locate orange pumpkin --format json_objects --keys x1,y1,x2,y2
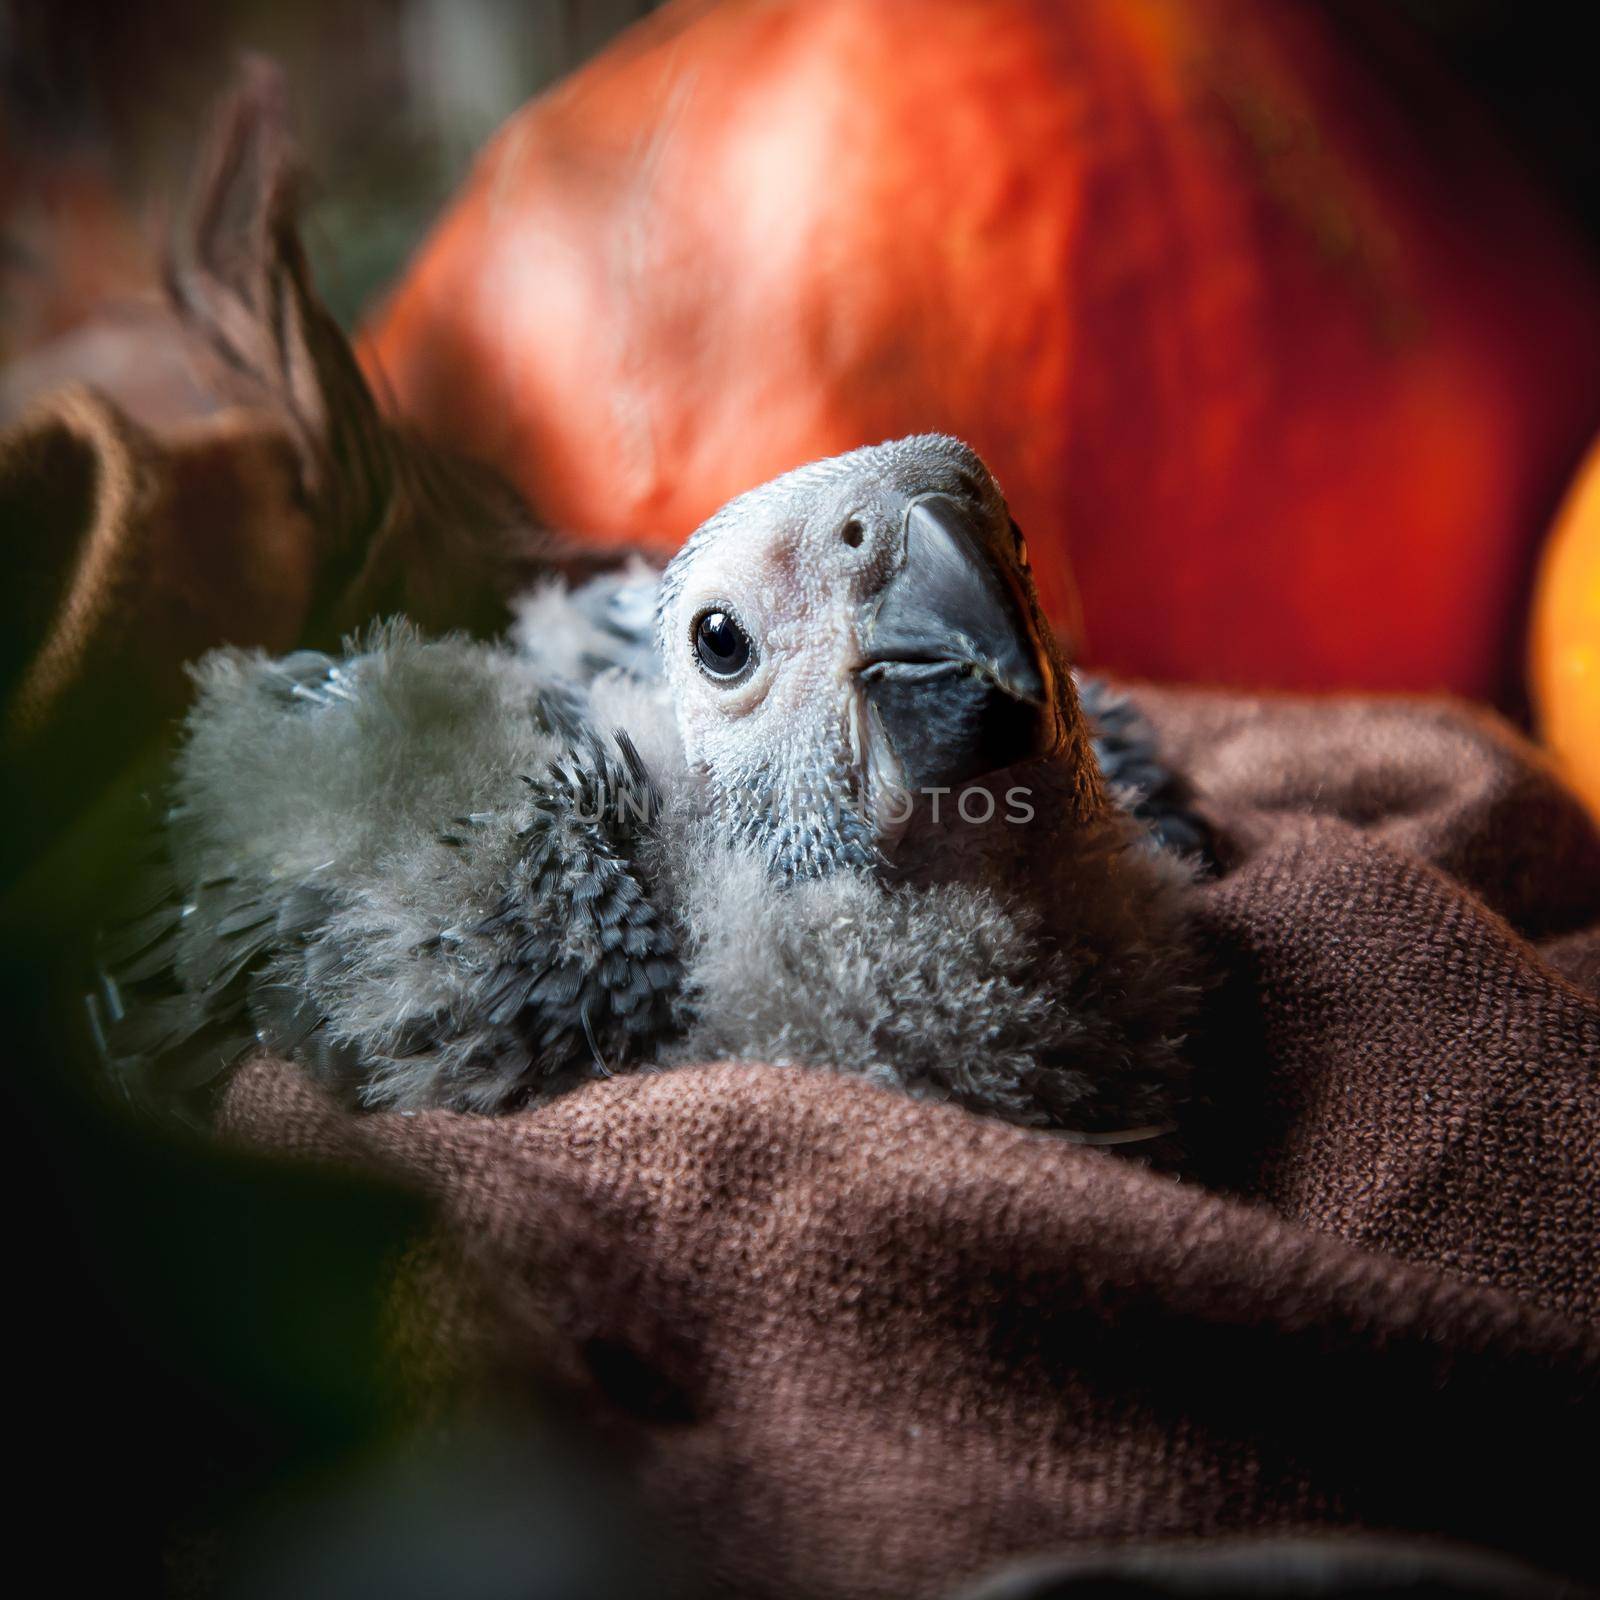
[
  {"x1": 1531, "y1": 438, "x2": 1600, "y2": 818},
  {"x1": 363, "y1": 0, "x2": 1600, "y2": 698}
]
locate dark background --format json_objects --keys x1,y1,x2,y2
[{"x1": 1, "y1": 0, "x2": 663, "y2": 344}]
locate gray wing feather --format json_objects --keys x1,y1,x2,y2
[
  {"x1": 94, "y1": 611, "x2": 684, "y2": 1116},
  {"x1": 92, "y1": 855, "x2": 335, "y2": 1114},
  {"x1": 1077, "y1": 673, "x2": 1213, "y2": 865},
  {"x1": 471, "y1": 732, "x2": 680, "y2": 1084},
  {"x1": 515, "y1": 566, "x2": 665, "y2": 687}
]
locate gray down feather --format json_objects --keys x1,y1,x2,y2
[{"x1": 94, "y1": 436, "x2": 1209, "y2": 1136}]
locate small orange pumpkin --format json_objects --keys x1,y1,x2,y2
[
  {"x1": 364, "y1": 0, "x2": 1600, "y2": 699},
  {"x1": 1531, "y1": 439, "x2": 1600, "y2": 818}
]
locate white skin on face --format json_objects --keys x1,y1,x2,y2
[{"x1": 657, "y1": 438, "x2": 1012, "y2": 865}]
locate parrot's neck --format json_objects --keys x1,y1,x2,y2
[{"x1": 707, "y1": 751, "x2": 881, "y2": 882}]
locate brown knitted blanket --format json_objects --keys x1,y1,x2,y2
[
  {"x1": 6, "y1": 381, "x2": 1598, "y2": 1594},
  {"x1": 218, "y1": 687, "x2": 1600, "y2": 1599},
  {"x1": 6, "y1": 360, "x2": 1598, "y2": 1600}
]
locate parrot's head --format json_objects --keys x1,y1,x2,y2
[{"x1": 657, "y1": 434, "x2": 1097, "y2": 879}]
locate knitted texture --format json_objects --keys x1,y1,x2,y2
[{"x1": 222, "y1": 689, "x2": 1600, "y2": 1599}]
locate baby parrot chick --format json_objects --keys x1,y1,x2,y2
[{"x1": 95, "y1": 436, "x2": 1207, "y2": 1136}]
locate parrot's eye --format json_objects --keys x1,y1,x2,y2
[{"x1": 692, "y1": 607, "x2": 754, "y2": 681}]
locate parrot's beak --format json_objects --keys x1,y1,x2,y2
[{"x1": 858, "y1": 494, "x2": 1063, "y2": 792}]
